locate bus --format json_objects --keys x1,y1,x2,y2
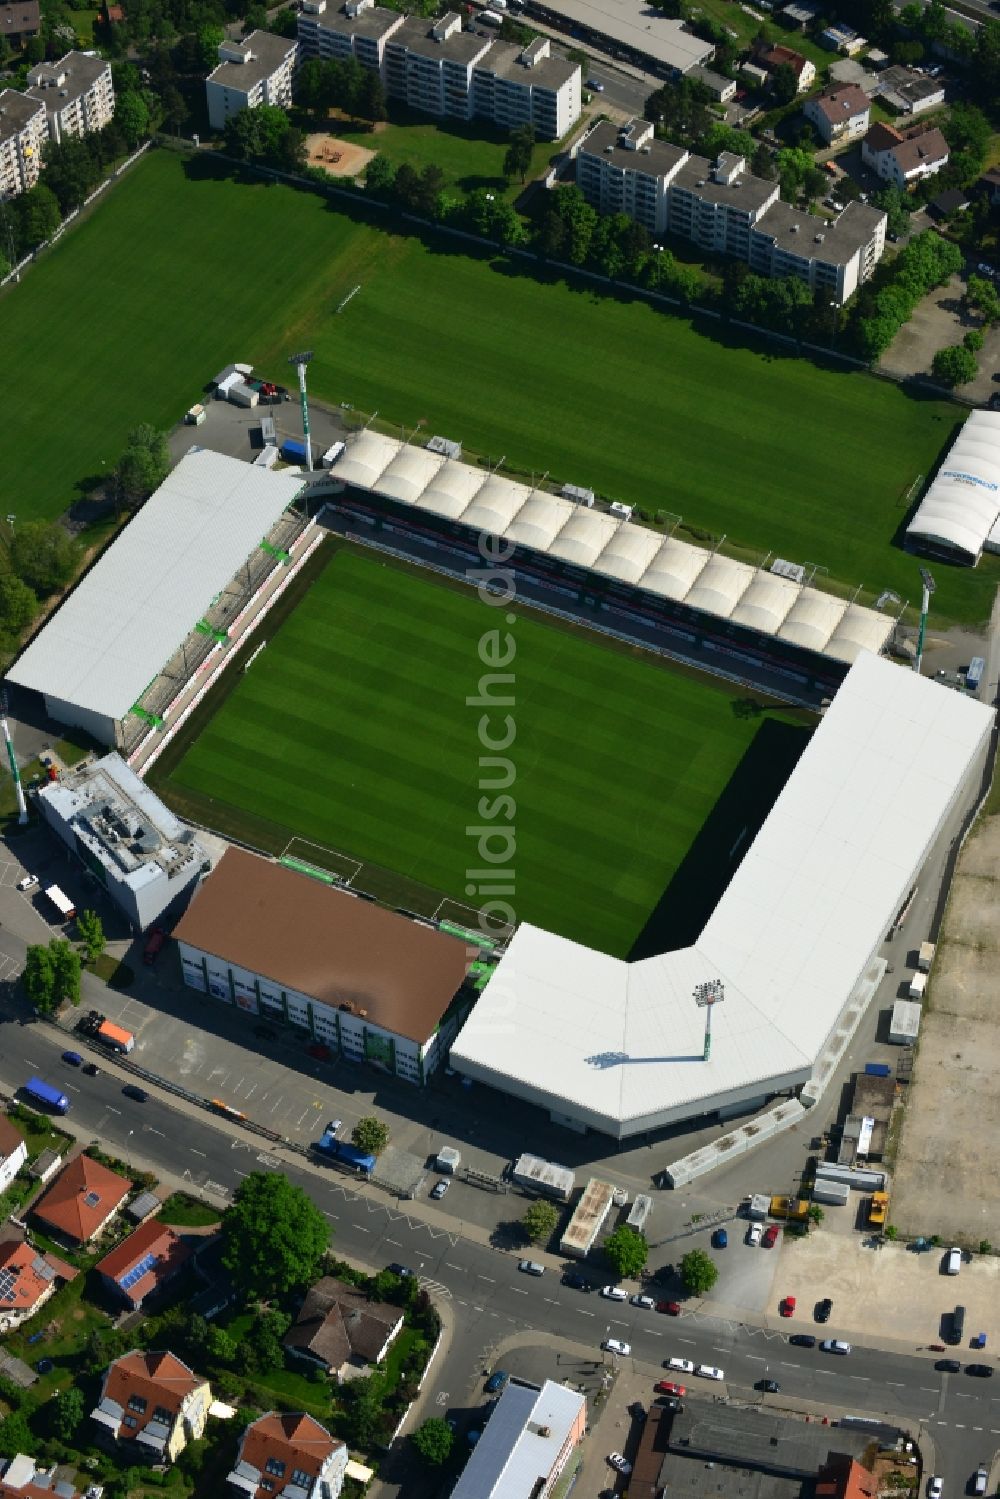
[
  {"x1": 24, "y1": 1077, "x2": 70, "y2": 1114},
  {"x1": 44, "y1": 884, "x2": 76, "y2": 922}
]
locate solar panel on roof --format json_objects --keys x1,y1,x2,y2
[
  {"x1": 32, "y1": 1257, "x2": 55, "y2": 1281},
  {"x1": 119, "y1": 1251, "x2": 158, "y2": 1292},
  {"x1": 83, "y1": 1191, "x2": 100, "y2": 1208},
  {"x1": 0, "y1": 1267, "x2": 17, "y2": 1303}
]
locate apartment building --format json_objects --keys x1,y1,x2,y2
[
  {"x1": 298, "y1": 0, "x2": 404, "y2": 70},
  {"x1": 205, "y1": 30, "x2": 299, "y2": 132},
  {"x1": 0, "y1": 88, "x2": 46, "y2": 197},
  {"x1": 471, "y1": 35, "x2": 580, "y2": 140},
  {"x1": 228, "y1": 1412, "x2": 348, "y2": 1499},
  {"x1": 26, "y1": 50, "x2": 114, "y2": 144},
  {"x1": 576, "y1": 119, "x2": 886, "y2": 304},
  {"x1": 803, "y1": 81, "x2": 870, "y2": 145},
  {"x1": 861, "y1": 121, "x2": 949, "y2": 188},
  {"x1": 749, "y1": 198, "x2": 886, "y2": 303},
  {"x1": 91, "y1": 1351, "x2": 212, "y2": 1464}
]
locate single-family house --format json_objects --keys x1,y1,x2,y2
[
  {"x1": 0, "y1": 1116, "x2": 27, "y2": 1194},
  {"x1": 861, "y1": 122, "x2": 949, "y2": 188},
  {"x1": 753, "y1": 42, "x2": 816, "y2": 93},
  {"x1": 227, "y1": 1411, "x2": 349, "y2": 1499},
  {"x1": 32, "y1": 1152, "x2": 132, "y2": 1245},
  {"x1": 0, "y1": 1453, "x2": 86, "y2": 1498},
  {"x1": 0, "y1": 1239, "x2": 77, "y2": 1332},
  {"x1": 96, "y1": 1219, "x2": 193, "y2": 1309},
  {"x1": 0, "y1": 1, "x2": 40, "y2": 44},
  {"x1": 804, "y1": 82, "x2": 870, "y2": 145},
  {"x1": 90, "y1": 1350, "x2": 212, "y2": 1463},
  {"x1": 283, "y1": 1276, "x2": 404, "y2": 1380}
]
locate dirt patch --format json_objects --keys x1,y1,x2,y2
[
  {"x1": 304, "y1": 133, "x2": 375, "y2": 179},
  {"x1": 880, "y1": 269, "x2": 1000, "y2": 405},
  {"x1": 891, "y1": 811, "x2": 1000, "y2": 1243}
]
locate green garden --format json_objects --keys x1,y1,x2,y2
[{"x1": 0, "y1": 148, "x2": 990, "y2": 625}]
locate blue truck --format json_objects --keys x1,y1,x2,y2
[
  {"x1": 24, "y1": 1077, "x2": 70, "y2": 1114},
  {"x1": 966, "y1": 657, "x2": 985, "y2": 694},
  {"x1": 311, "y1": 1129, "x2": 376, "y2": 1177},
  {"x1": 280, "y1": 438, "x2": 309, "y2": 464}
]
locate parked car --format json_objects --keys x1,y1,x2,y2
[
  {"x1": 654, "y1": 1395, "x2": 683, "y2": 1413},
  {"x1": 485, "y1": 1371, "x2": 508, "y2": 1393},
  {"x1": 747, "y1": 1223, "x2": 763, "y2": 1247},
  {"x1": 430, "y1": 1179, "x2": 450, "y2": 1200},
  {"x1": 655, "y1": 1380, "x2": 686, "y2": 1397},
  {"x1": 927, "y1": 1478, "x2": 943, "y2": 1499},
  {"x1": 388, "y1": 1262, "x2": 413, "y2": 1278},
  {"x1": 758, "y1": 1378, "x2": 781, "y2": 1393},
  {"x1": 122, "y1": 1085, "x2": 148, "y2": 1103},
  {"x1": 587, "y1": 77, "x2": 605, "y2": 90},
  {"x1": 944, "y1": 1246, "x2": 962, "y2": 1275},
  {"x1": 712, "y1": 1228, "x2": 728, "y2": 1249},
  {"x1": 627, "y1": 1401, "x2": 647, "y2": 1421},
  {"x1": 608, "y1": 1453, "x2": 632, "y2": 1475},
  {"x1": 935, "y1": 1359, "x2": 961, "y2": 1373},
  {"x1": 563, "y1": 1272, "x2": 592, "y2": 1292},
  {"x1": 780, "y1": 1296, "x2": 796, "y2": 1318},
  {"x1": 657, "y1": 1299, "x2": 681, "y2": 1315},
  {"x1": 966, "y1": 1364, "x2": 993, "y2": 1378},
  {"x1": 789, "y1": 1334, "x2": 817, "y2": 1348},
  {"x1": 518, "y1": 1260, "x2": 544, "y2": 1277},
  {"x1": 816, "y1": 1298, "x2": 833, "y2": 1323},
  {"x1": 696, "y1": 1364, "x2": 724, "y2": 1381},
  {"x1": 762, "y1": 1224, "x2": 781, "y2": 1248},
  {"x1": 603, "y1": 1338, "x2": 630, "y2": 1356},
  {"x1": 820, "y1": 1340, "x2": 851, "y2": 1355},
  {"x1": 16, "y1": 873, "x2": 37, "y2": 891},
  {"x1": 630, "y1": 1294, "x2": 656, "y2": 1309},
  {"x1": 82, "y1": 1063, "x2": 99, "y2": 1076},
  {"x1": 667, "y1": 1357, "x2": 695, "y2": 1374},
  {"x1": 601, "y1": 1285, "x2": 628, "y2": 1301},
  {"x1": 61, "y1": 1051, "x2": 83, "y2": 1066}
]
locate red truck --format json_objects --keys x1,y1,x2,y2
[{"x1": 142, "y1": 926, "x2": 166, "y2": 966}]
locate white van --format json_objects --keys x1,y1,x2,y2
[
  {"x1": 973, "y1": 1470, "x2": 988, "y2": 1497},
  {"x1": 601, "y1": 1285, "x2": 628, "y2": 1301},
  {"x1": 945, "y1": 1246, "x2": 962, "y2": 1275}
]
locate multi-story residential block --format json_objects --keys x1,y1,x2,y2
[
  {"x1": 205, "y1": 31, "x2": 299, "y2": 132},
  {"x1": 0, "y1": 88, "x2": 48, "y2": 197},
  {"x1": 228, "y1": 1411, "x2": 349, "y2": 1499},
  {"x1": 26, "y1": 50, "x2": 114, "y2": 143},
  {"x1": 91, "y1": 1351, "x2": 212, "y2": 1463},
  {"x1": 576, "y1": 119, "x2": 886, "y2": 304},
  {"x1": 297, "y1": 0, "x2": 404, "y2": 70},
  {"x1": 753, "y1": 42, "x2": 816, "y2": 93},
  {"x1": 304, "y1": 7, "x2": 581, "y2": 138},
  {"x1": 861, "y1": 121, "x2": 949, "y2": 188},
  {"x1": 803, "y1": 82, "x2": 870, "y2": 145}
]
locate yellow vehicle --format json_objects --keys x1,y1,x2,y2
[
  {"x1": 869, "y1": 1191, "x2": 889, "y2": 1227},
  {"x1": 769, "y1": 1195, "x2": 810, "y2": 1223}
]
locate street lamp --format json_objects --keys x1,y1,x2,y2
[{"x1": 914, "y1": 566, "x2": 936, "y2": 676}]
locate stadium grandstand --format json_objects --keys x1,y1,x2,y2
[
  {"x1": 6, "y1": 449, "x2": 308, "y2": 751},
  {"x1": 330, "y1": 429, "x2": 895, "y2": 693},
  {"x1": 450, "y1": 651, "x2": 994, "y2": 1137},
  {"x1": 905, "y1": 410, "x2": 1000, "y2": 565}
]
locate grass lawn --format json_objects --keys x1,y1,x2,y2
[
  {"x1": 333, "y1": 105, "x2": 550, "y2": 198},
  {"x1": 158, "y1": 547, "x2": 804, "y2": 956},
  {"x1": 0, "y1": 149, "x2": 990, "y2": 625},
  {"x1": 156, "y1": 1192, "x2": 221, "y2": 1228}
]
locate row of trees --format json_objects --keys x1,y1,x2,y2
[
  {"x1": 223, "y1": 102, "x2": 307, "y2": 174},
  {"x1": 297, "y1": 55, "x2": 386, "y2": 126},
  {"x1": 853, "y1": 230, "x2": 963, "y2": 362}
]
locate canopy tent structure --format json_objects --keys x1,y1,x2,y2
[
  {"x1": 450, "y1": 653, "x2": 994, "y2": 1136},
  {"x1": 905, "y1": 410, "x2": 1000, "y2": 564}
]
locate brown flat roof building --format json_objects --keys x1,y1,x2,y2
[{"x1": 173, "y1": 847, "x2": 473, "y2": 1077}]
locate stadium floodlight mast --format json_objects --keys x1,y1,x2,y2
[
  {"x1": 288, "y1": 351, "x2": 314, "y2": 472},
  {"x1": 693, "y1": 979, "x2": 725, "y2": 1061},
  {"x1": 914, "y1": 566, "x2": 936, "y2": 676}
]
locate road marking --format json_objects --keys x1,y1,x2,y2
[
  {"x1": 323, "y1": 1210, "x2": 336, "y2": 1219},
  {"x1": 747, "y1": 1355, "x2": 765, "y2": 1363},
  {"x1": 64, "y1": 1083, "x2": 79, "y2": 1092},
  {"x1": 954, "y1": 1424, "x2": 966, "y2": 1430},
  {"x1": 677, "y1": 1338, "x2": 695, "y2": 1345},
  {"x1": 577, "y1": 1309, "x2": 595, "y2": 1317},
  {"x1": 234, "y1": 1169, "x2": 248, "y2": 1177},
  {"x1": 477, "y1": 1275, "x2": 495, "y2": 1283},
  {"x1": 886, "y1": 1382, "x2": 904, "y2": 1387},
  {"x1": 850, "y1": 1375, "x2": 870, "y2": 1382},
  {"x1": 814, "y1": 1370, "x2": 835, "y2": 1377},
  {"x1": 144, "y1": 1127, "x2": 165, "y2": 1136},
  {"x1": 446, "y1": 1263, "x2": 463, "y2": 1272},
  {"x1": 191, "y1": 1148, "x2": 206, "y2": 1157},
  {"x1": 780, "y1": 1363, "x2": 800, "y2": 1370},
  {"x1": 510, "y1": 1287, "x2": 527, "y2": 1295},
  {"x1": 105, "y1": 1106, "x2": 121, "y2": 1114},
  {"x1": 920, "y1": 1388, "x2": 938, "y2": 1393},
  {"x1": 974, "y1": 1427, "x2": 984, "y2": 1432},
  {"x1": 386, "y1": 1238, "x2": 402, "y2": 1247},
  {"x1": 712, "y1": 1348, "x2": 728, "y2": 1355}
]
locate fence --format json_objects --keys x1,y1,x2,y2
[{"x1": 0, "y1": 141, "x2": 152, "y2": 291}]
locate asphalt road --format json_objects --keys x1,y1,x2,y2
[{"x1": 0, "y1": 1014, "x2": 995, "y2": 1487}]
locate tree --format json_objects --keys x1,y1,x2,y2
[
  {"x1": 0, "y1": 571, "x2": 37, "y2": 641},
  {"x1": 751, "y1": 142, "x2": 775, "y2": 180},
  {"x1": 933, "y1": 343, "x2": 978, "y2": 386},
  {"x1": 0, "y1": 1411, "x2": 32, "y2": 1455},
  {"x1": 967, "y1": 274, "x2": 1000, "y2": 325},
  {"x1": 205, "y1": 1325, "x2": 237, "y2": 1364},
  {"x1": 409, "y1": 163, "x2": 446, "y2": 219},
  {"x1": 979, "y1": 1239, "x2": 992, "y2": 1255},
  {"x1": 884, "y1": 1223, "x2": 897, "y2": 1240},
  {"x1": 76, "y1": 909, "x2": 106, "y2": 963},
  {"x1": 50, "y1": 938, "x2": 81, "y2": 1008},
  {"x1": 297, "y1": 58, "x2": 329, "y2": 121},
  {"x1": 965, "y1": 328, "x2": 985, "y2": 353},
  {"x1": 872, "y1": 183, "x2": 909, "y2": 239},
  {"x1": 243, "y1": 3, "x2": 268, "y2": 34},
  {"x1": 277, "y1": 125, "x2": 307, "y2": 174},
  {"x1": 644, "y1": 76, "x2": 712, "y2": 149},
  {"x1": 51, "y1": 1385, "x2": 85, "y2": 1441},
  {"x1": 536, "y1": 208, "x2": 567, "y2": 260},
  {"x1": 359, "y1": 67, "x2": 386, "y2": 124},
  {"x1": 239, "y1": 1308, "x2": 290, "y2": 1372},
  {"x1": 115, "y1": 91, "x2": 150, "y2": 149},
  {"x1": 160, "y1": 84, "x2": 189, "y2": 136},
  {"x1": 221, "y1": 1172, "x2": 330, "y2": 1299},
  {"x1": 503, "y1": 122, "x2": 535, "y2": 184},
  {"x1": 116, "y1": 423, "x2": 170, "y2": 507},
  {"x1": 521, "y1": 1199, "x2": 558, "y2": 1243},
  {"x1": 11, "y1": 519, "x2": 82, "y2": 595},
  {"x1": 42, "y1": 135, "x2": 100, "y2": 213},
  {"x1": 548, "y1": 184, "x2": 597, "y2": 266},
  {"x1": 352, "y1": 1116, "x2": 389, "y2": 1155},
  {"x1": 604, "y1": 1224, "x2": 648, "y2": 1279},
  {"x1": 679, "y1": 1247, "x2": 718, "y2": 1296},
  {"x1": 365, "y1": 152, "x2": 396, "y2": 197},
  {"x1": 16, "y1": 183, "x2": 61, "y2": 252},
  {"x1": 807, "y1": 1204, "x2": 824, "y2": 1227},
  {"x1": 699, "y1": 123, "x2": 753, "y2": 160},
  {"x1": 23, "y1": 944, "x2": 56, "y2": 1014},
  {"x1": 412, "y1": 1417, "x2": 454, "y2": 1466},
  {"x1": 196, "y1": 23, "x2": 225, "y2": 70},
  {"x1": 771, "y1": 61, "x2": 798, "y2": 106}
]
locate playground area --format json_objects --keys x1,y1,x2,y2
[{"x1": 304, "y1": 133, "x2": 376, "y2": 178}]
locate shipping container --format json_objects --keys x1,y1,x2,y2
[
  {"x1": 24, "y1": 1076, "x2": 70, "y2": 1114},
  {"x1": 816, "y1": 1162, "x2": 886, "y2": 1190},
  {"x1": 864, "y1": 1063, "x2": 891, "y2": 1077},
  {"x1": 280, "y1": 438, "x2": 309, "y2": 463},
  {"x1": 811, "y1": 1180, "x2": 850, "y2": 1207},
  {"x1": 918, "y1": 941, "x2": 936, "y2": 973},
  {"x1": 560, "y1": 1178, "x2": 616, "y2": 1258},
  {"x1": 890, "y1": 999, "x2": 921, "y2": 1044},
  {"x1": 907, "y1": 972, "x2": 926, "y2": 1001},
  {"x1": 511, "y1": 1153, "x2": 575, "y2": 1203},
  {"x1": 322, "y1": 442, "x2": 346, "y2": 467},
  {"x1": 228, "y1": 381, "x2": 259, "y2": 409},
  {"x1": 44, "y1": 884, "x2": 76, "y2": 921},
  {"x1": 97, "y1": 1019, "x2": 135, "y2": 1053}
]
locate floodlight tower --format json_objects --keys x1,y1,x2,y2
[
  {"x1": 693, "y1": 979, "x2": 725, "y2": 1062},
  {"x1": 0, "y1": 691, "x2": 27, "y2": 826},
  {"x1": 288, "y1": 351, "x2": 314, "y2": 471},
  {"x1": 914, "y1": 566, "x2": 936, "y2": 676}
]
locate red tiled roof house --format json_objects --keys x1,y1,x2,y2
[
  {"x1": 96, "y1": 1219, "x2": 193, "y2": 1309},
  {"x1": 227, "y1": 1412, "x2": 348, "y2": 1498},
  {"x1": 90, "y1": 1350, "x2": 211, "y2": 1463},
  {"x1": 0, "y1": 1116, "x2": 27, "y2": 1193},
  {"x1": 32, "y1": 1153, "x2": 132, "y2": 1245},
  {"x1": 0, "y1": 1239, "x2": 77, "y2": 1332}
]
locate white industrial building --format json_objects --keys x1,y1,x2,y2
[
  {"x1": 450, "y1": 652, "x2": 993, "y2": 1137},
  {"x1": 205, "y1": 30, "x2": 299, "y2": 132},
  {"x1": 331, "y1": 427, "x2": 895, "y2": 664},
  {"x1": 450, "y1": 1379, "x2": 586, "y2": 1499},
  {"x1": 905, "y1": 410, "x2": 1000, "y2": 564},
  {"x1": 6, "y1": 449, "x2": 306, "y2": 749},
  {"x1": 37, "y1": 753, "x2": 210, "y2": 933},
  {"x1": 525, "y1": 0, "x2": 714, "y2": 77}
]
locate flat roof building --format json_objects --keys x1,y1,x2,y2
[
  {"x1": 38, "y1": 752, "x2": 209, "y2": 932},
  {"x1": 172, "y1": 846, "x2": 473, "y2": 1085},
  {"x1": 297, "y1": 0, "x2": 404, "y2": 69},
  {"x1": 525, "y1": 0, "x2": 713, "y2": 76},
  {"x1": 0, "y1": 87, "x2": 46, "y2": 198},
  {"x1": 26, "y1": 49, "x2": 114, "y2": 143},
  {"x1": 451, "y1": 1378, "x2": 586, "y2": 1499},
  {"x1": 6, "y1": 449, "x2": 306, "y2": 750},
  {"x1": 205, "y1": 30, "x2": 299, "y2": 132},
  {"x1": 451, "y1": 652, "x2": 993, "y2": 1136},
  {"x1": 749, "y1": 198, "x2": 887, "y2": 305},
  {"x1": 876, "y1": 64, "x2": 945, "y2": 115}
]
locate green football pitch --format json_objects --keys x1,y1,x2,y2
[
  {"x1": 158, "y1": 546, "x2": 808, "y2": 957},
  {"x1": 0, "y1": 150, "x2": 993, "y2": 626}
]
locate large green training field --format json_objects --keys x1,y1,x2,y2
[
  {"x1": 1, "y1": 148, "x2": 992, "y2": 625},
  {"x1": 158, "y1": 547, "x2": 798, "y2": 957}
]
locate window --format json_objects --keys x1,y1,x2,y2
[
  {"x1": 127, "y1": 1395, "x2": 147, "y2": 1414},
  {"x1": 153, "y1": 1406, "x2": 172, "y2": 1425},
  {"x1": 124, "y1": 1414, "x2": 137, "y2": 1428},
  {"x1": 264, "y1": 1458, "x2": 286, "y2": 1478},
  {"x1": 292, "y1": 1470, "x2": 313, "y2": 1488}
]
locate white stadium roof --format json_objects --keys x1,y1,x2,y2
[
  {"x1": 450, "y1": 653, "x2": 993, "y2": 1136},
  {"x1": 7, "y1": 450, "x2": 303, "y2": 724},
  {"x1": 905, "y1": 410, "x2": 1000, "y2": 563},
  {"x1": 336, "y1": 430, "x2": 894, "y2": 661}
]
